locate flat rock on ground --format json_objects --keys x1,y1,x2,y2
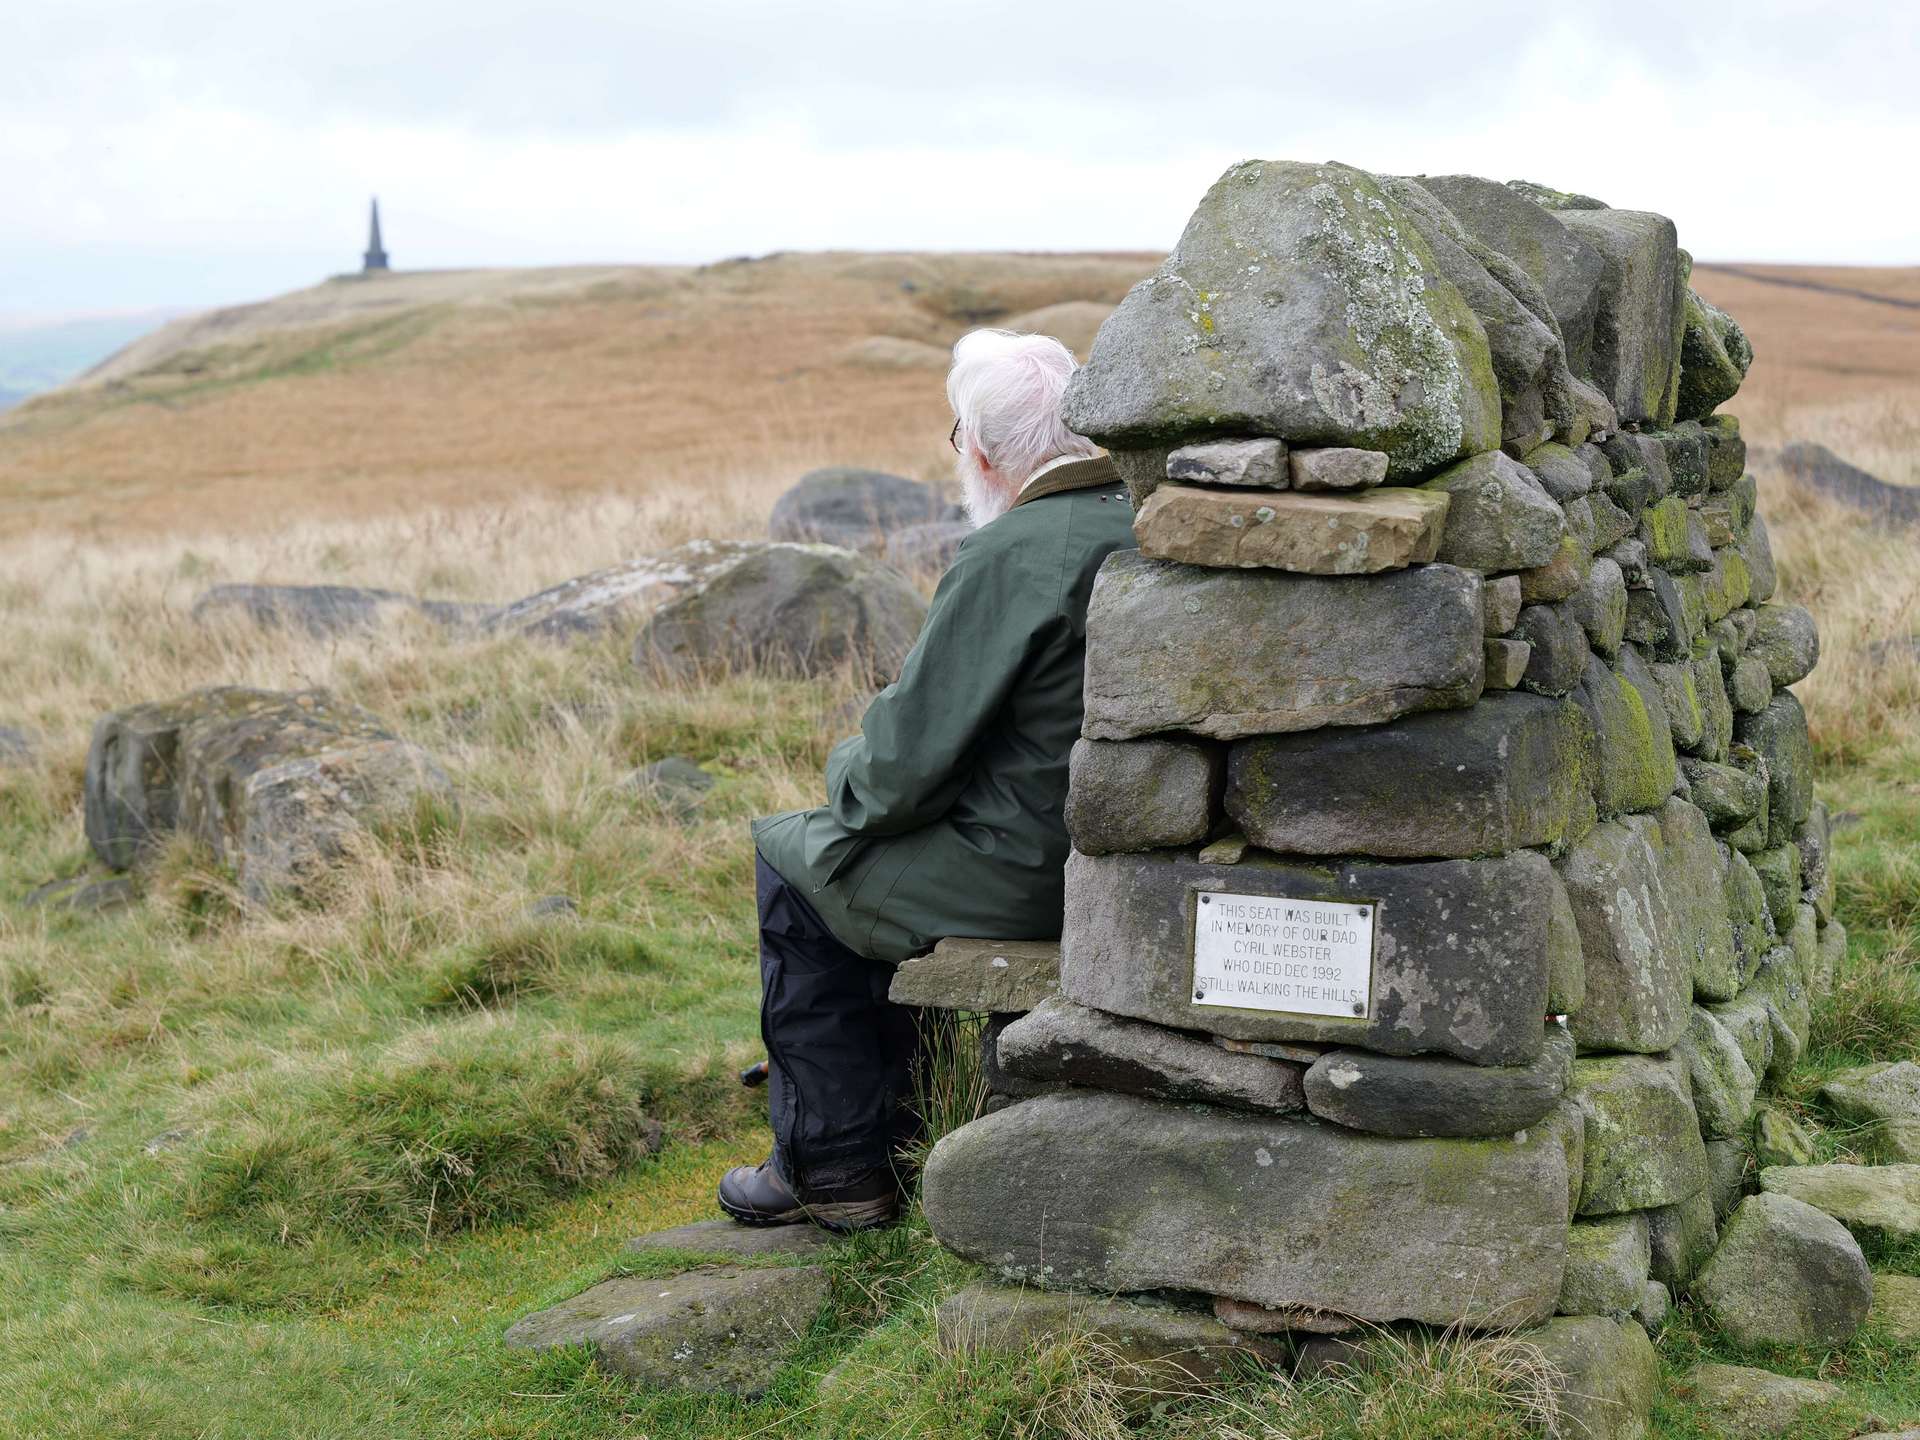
[
  {"x1": 504, "y1": 1264, "x2": 829, "y2": 1398},
  {"x1": 625, "y1": 1219, "x2": 831, "y2": 1259},
  {"x1": 487, "y1": 540, "x2": 767, "y2": 639},
  {"x1": 935, "y1": 1283, "x2": 1286, "y2": 1388},
  {"x1": 1678, "y1": 1363, "x2": 1847, "y2": 1440},
  {"x1": 1761, "y1": 1163, "x2": 1920, "y2": 1238}
]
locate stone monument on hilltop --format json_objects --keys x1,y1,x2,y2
[
  {"x1": 913, "y1": 160, "x2": 1849, "y2": 1435},
  {"x1": 362, "y1": 197, "x2": 390, "y2": 273}
]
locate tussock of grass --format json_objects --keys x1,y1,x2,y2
[
  {"x1": 183, "y1": 1020, "x2": 671, "y2": 1243},
  {"x1": 417, "y1": 920, "x2": 654, "y2": 1010}
]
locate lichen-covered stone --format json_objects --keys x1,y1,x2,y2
[
  {"x1": 1132, "y1": 485, "x2": 1450, "y2": 575},
  {"x1": 1518, "y1": 534, "x2": 1592, "y2": 605},
  {"x1": 1419, "y1": 451, "x2": 1567, "y2": 571},
  {"x1": 1081, "y1": 552, "x2": 1483, "y2": 741},
  {"x1": 1061, "y1": 847, "x2": 1553, "y2": 1064},
  {"x1": 1600, "y1": 432, "x2": 1672, "y2": 506},
  {"x1": 1649, "y1": 660, "x2": 1705, "y2": 750},
  {"x1": 1653, "y1": 421, "x2": 1712, "y2": 499},
  {"x1": 1548, "y1": 870, "x2": 1586, "y2": 1015},
  {"x1": 1728, "y1": 655, "x2": 1773, "y2": 715},
  {"x1": 1700, "y1": 547, "x2": 1753, "y2": 624},
  {"x1": 997, "y1": 996, "x2": 1305, "y2": 1114},
  {"x1": 1558, "y1": 209, "x2": 1688, "y2": 425},
  {"x1": 1523, "y1": 442, "x2": 1595, "y2": 503},
  {"x1": 1723, "y1": 844, "x2": 1777, "y2": 985},
  {"x1": 922, "y1": 1090, "x2": 1570, "y2": 1327},
  {"x1": 1560, "y1": 815, "x2": 1691, "y2": 1053},
  {"x1": 1703, "y1": 414, "x2": 1748, "y2": 490},
  {"x1": 1648, "y1": 1189, "x2": 1719, "y2": 1287},
  {"x1": 1680, "y1": 1363, "x2": 1847, "y2": 1440},
  {"x1": 1743, "y1": 513, "x2": 1778, "y2": 603},
  {"x1": 1529, "y1": 1315, "x2": 1660, "y2": 1440},
  {"x1": 1515, "y1": 602, "x2": 1591, "y2": 697},
  {"x1": 1680, "y1": 1006, "x2": 1760, "y2": 1139},
  {"x1": 1760, "y1": 1163, "x2": 1920, "y2": 1239},
  {"x1": 1571, "y1": 1053, "x2": 1708, "y2": 1217},
  {"x1": 1624, "y1": 569, "x2": 1705, "y2": 661},
  {"x1": 934, "y1": 1283, "x2": 1287, "y2": 1384},
  {"x1": 1751, "y1": 845, "x2": 1804, "y2": 933},
  {"x1": 1565, "y1": 558, "x2": 1627, "y2": 658},
  {"x1": 1754, "y1": 1105, "x2": 1818, "y2": 1167},
  {"x1": 1695, "y1": 1191, "x2": 1873, "y2": 1347},
  {"x1": 1751, "y1": 946, "x2": 1813, "y2": 1088},
  {"x1": 1655, "y1": 798, "x2": 1741, "y2": 1000},
  {"x1": 1748, "y1": 603, "x2": 1820, "y2": 690},
  {"x1": 1302, "y1": 1025, "x2": 1572, "y2": 1138},
  {"x1": 1681, "y1": 756, "x2": 1767, "y2": 831},
  {"x1": 1737, "y1": 692, "x2": 1813, "y2": 848},
  {"x1": 503, "y1": 1265, "x2": 830, "y2": 1397},
  {"x1": 1798, "y1": 801, "x2": 1835, "y2": 919},
  {"x1": 1557, "y1": 1213, "x2": 1651, "y2": 1317},
  {"x1": 1821, "y1": 1062, "x2": 1920, "y2": 1143},
  {"x1": 1223, "y1": 693, "x2": 1587, "y2": 859},
  {"x1": 1167, "y1": 437, "x2": 1288, "y2": 489},
  {"x1": 1692, "y1": 647, "x2": 1735, "y2": 762},
  {"x1": 1707, "y1": 991, "x2": 1775, "y2": 1084},
  {"x1": 1289, "y1": 446, "x2": 1390, "y2": 491},
  {"x1": 1573, "y1": 651, "x2": 1677, "y2": 820},
  {"x1": 1063, "y1": 160, "x2": 1501, "y2": 477},
  {"x1": 1066, "y1": 737, "x2": 1222, "y2": 855},
  {"x1": 1675, "y1": 290, "x2": 1753, "y2": 421}
]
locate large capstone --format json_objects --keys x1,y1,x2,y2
[
  {"x1": 1570, "y1": 1052, "x2": 1709, "y2": 1217},
  {"x1": 1693, "y1": 1191, "x2": 1873, "y2": 1348},
  {"x1": 1301, "y1": 1025, "x2": 1572, "y2": 1138},
  {"x1": 1557, "y1": 209, "x2": 1687, "y2": 424},
  {"x1": 1222, "y1": 693, "x2": 1588, "y2": 859},
  {"x1": 1558, "y1": 815, "x2": 1691, "y2": 1054},
  {"x1": 1063, "y1": 160, "x2": 1502, "y2": 480},
  {"x1": 921, "y1": 1090, "x2": 1570, "y2": 1328},
  {"x1": 1061, "y1": 847, "x2": 1554, "y2": 1065},
  {"x1": 1081, "y1": 551, "x2": 1483, "y2": 741}
]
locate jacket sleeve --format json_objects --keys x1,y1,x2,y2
[{"x1": 823, "y1": 537, "x2": 1045, "y2": 837}]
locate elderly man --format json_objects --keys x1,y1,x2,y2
[{"x1": 719, "y1": 329, "x2": 1136, "y2": 1231}]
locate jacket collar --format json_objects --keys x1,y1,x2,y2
[{"x1": 1009, "y1": 453, "x2": 1123, "y2": 510}]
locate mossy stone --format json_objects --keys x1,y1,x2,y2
[
  {"x1": 1557, "y1": 1213, "x2": 1652, "y2": 1317},
  {"x1": 1571, "y1": 1052, "x2": 1708, "y2": 1216}
]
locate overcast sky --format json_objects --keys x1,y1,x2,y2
[{"x1": 5, "y1": 1, "x2": 1918, "y2": 320}]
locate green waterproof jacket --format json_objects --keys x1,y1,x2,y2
[{"x1": 751, "y1": 454, "x2": 1137, "y2": 963}]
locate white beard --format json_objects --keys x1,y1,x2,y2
[{"x1": 956, "y1": 451, "x2": 1016, "y2": 528}]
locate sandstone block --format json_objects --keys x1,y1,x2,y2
[
  {"x1": 1680, "y1": 1006, "x2": 1760, "y2": 1139},
  {"x1": 1223, "y1": 692, "x2": 1587, "y2": 859},
  {"x1": 1132, "y1": 485, "x2": 1449, "y2": 574},
  {"x1": 1558, "y1": 209, "x2": 1688, "y2": 424},
  {"x1": 1565, "y1": 558, "x2": 1627, "y2": 658},
  {"x1": 1653, "y1": 421, "x2": 1712, "y2": 499},
  {"x1": 1484, "y1": 638, "x2": 1532, "y2": 689},
  {"x1": 1692, "y1": 649, "x2": 1735, "y2": 761},
  {"x1": 1676, "y1": 289, "x2": 1753, "y2": 421},
  {"x1": 1729, "y1": 655, "x2": 1773, "y2": 714},
  {"x1": 1484, "y1": 573, "x2": 1524, "y2": 634},
  {"x1": 1751, "y1": 845, "x2": 1803, "y2": 932},
  {"x1": 1703, "y1": 414, "x2": 1747, "y2": 490},
  {"x1": 1681, "y1": 756, "x2": 1767, "y2": 830},
  {"x1": 1518, "y1": 534, "x2": 1592, "y2": 605},
  {"x1": 1515, "y1": 602, "x2": 1591, "y2": 697},
  {"x1": 1743, "y1": 513, "x2": 1778, "y2": 603},
  {"x1": 1573, "y1": 651, "x2": 1677, "y2": 821},
  {"x1": 922, "y1": 1090, "x2": 1570, "y2": 1328},
  {"x1": 1748, "y1": 603, "x2": 1820, "y2": 689},
  {"x1": 1656, "y1": 798, "x2": 1741, "y2": 1001},
  {"x1": 1571, "y1": 1052, "x2": 1709, "y2": 1217},
  {"x1": 888, "y1": 937, "x2": 1060, "y2": 1012},
  {"x1": 1560, "y1": 815, "x2": 1691, "y2": 1053},
  {"x1": 1082, "y1": 552, "x2": 1483, "y2": 741},
  {"x1": 1706, "y1": 991, "x2": 1775, "y2": 1083},
  {"x1": 1821, "y1": 1062, "x2": 1920, "y2": 1144},
  {"x1": 1288, "y1": 446, "x2": 1390, "y2": 491},
  {"x1": 1419, "y1": 451, "x2": 1566, "y2": 571},
  {"x1": 1523, "y1": 441, "x2": 1595, "y2": 503},
  {"x1": 997, "y1": 997, "x2": 1305, "y2": 1114},
  {"x1": 1166, "y1": 437, "x2": 1287, "y2": 489},
  {"x1": 1695, "y1": 1191, "x2": 1873, "y2": 1347},
  {"x1": 1065, "y1": 737, "x2": 1221, "y2": 855},
  {"x1": 1649, "y1": 660, "x2": 1704, "y2": 751},
  {"x1": 1061, "y1": 847, "x2": 1553, "y2": 1065}
]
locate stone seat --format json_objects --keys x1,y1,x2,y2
[{"x1": 888, "y1": 937, "x2": 1060, "y2": 1013}]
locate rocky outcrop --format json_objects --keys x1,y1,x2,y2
[{"x1": 83, "y1": 687, "x2": 451, "y2": 901}]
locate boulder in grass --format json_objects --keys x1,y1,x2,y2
[
  {"x1": 1694, "y1": 1191, "x2": 1873, "y2": 1348},
  {"x1": 192, "y1": 583, "x2": 493, "y2": 637},
  {"x1": 634, "y1": 543, "x2": 927, "y2": 683},
  {"x1": 490, "y1": 540, "x2": 795, "y2": 640},
  {"x1": 1821, "y1": 1062, "x2": 1920, "y2": 1144},
  {"x1": 1678, "y1": 1363, "x2": 1848, "y2": 1440},
  {"x1": 0, "y1": 725, "x2": 35, "y2": 765},
  {"x1": 84, "y1": 687, "x2": 454, "y2": 902},
  {"x1": 768, "y1": 467, "x2": 958, "y2": 551}
]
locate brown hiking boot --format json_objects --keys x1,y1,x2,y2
[{"x1": 717, "y1": 1157, "x2": 899, "y2": 1232}]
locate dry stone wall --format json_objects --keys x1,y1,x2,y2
[{"x1": 921, "y1": 160, "x2": 1846, "y2": 1404}]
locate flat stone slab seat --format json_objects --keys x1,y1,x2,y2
[
  {"x1": 504, "y1": 1264, "x2": 829, "y2": 1398},
  {"x1": 887, "y1": 937, "x2": 1061, "y2": 1012},
  {"x1": 921, "y1": 1089, "x2": 1574, "y2": 1328},
  {"x1": 935, "y1": 1283, "x2": 1287, "y2": 1387}
]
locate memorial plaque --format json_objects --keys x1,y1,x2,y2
[{"x1": 1192, "y1": 891, "x2": 1375, "y2": 1019}]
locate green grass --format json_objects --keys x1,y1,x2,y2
[{"x1": 3, "y1": 616, "x2": 1919, "y2": 1438}]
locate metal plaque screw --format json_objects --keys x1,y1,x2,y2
[
  {"x1": 1352, "y1": 1002, "x2": 1366, "y2": 1016},
  {"x1": 1194, "y1": 990, "x2": 1206, "y2": 1001},
  {"x1": 1200, "y1": 894, "x2": 1212, "y2": 904}
]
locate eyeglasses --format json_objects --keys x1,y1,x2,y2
[{"x1": 949, "y1": 420, "x2": 961, "y2": 454}]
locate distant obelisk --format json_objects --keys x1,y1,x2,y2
[{"x1": 362, "y1": 198, "x2": 390, "y2": 273}]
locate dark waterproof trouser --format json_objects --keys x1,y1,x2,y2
[{"x1": 756, "y1": 853, "x2": 922, "y2": 1192}]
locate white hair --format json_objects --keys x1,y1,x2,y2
[{"x1": 946, "y1": 329, "x2": 1097, "y2": 524}]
